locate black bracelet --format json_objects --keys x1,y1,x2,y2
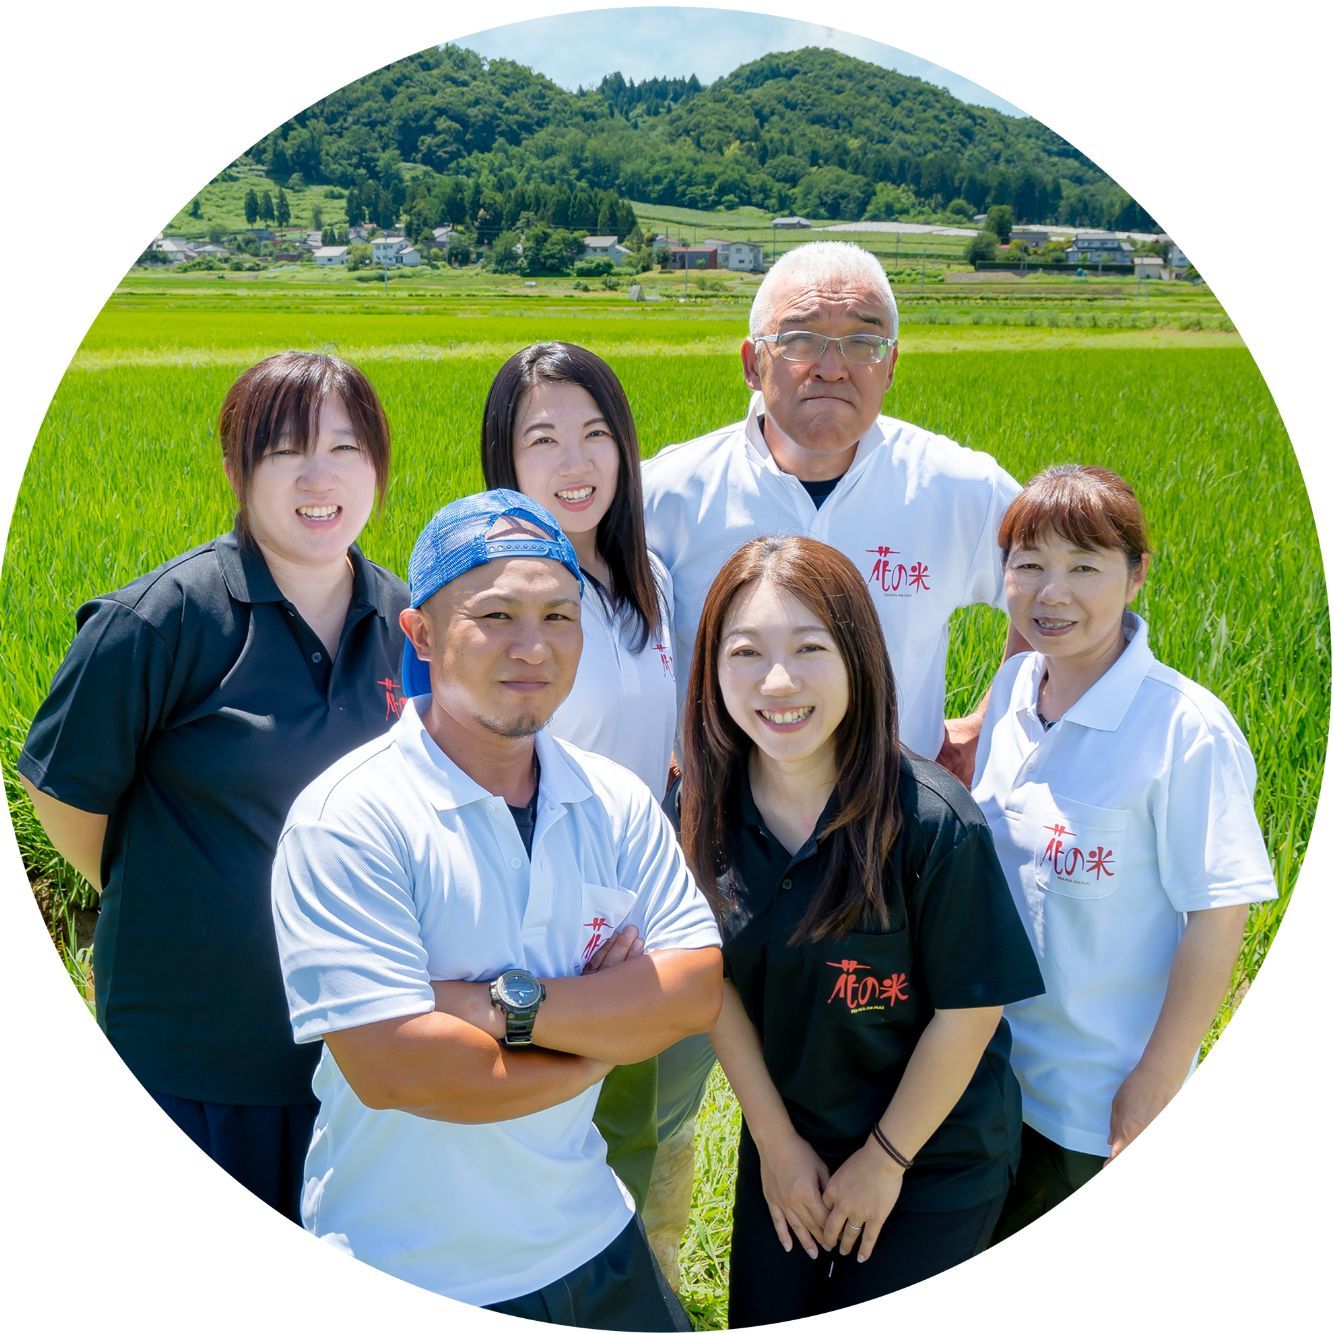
[{"x1": 871, "y1": 1123, "x2": 914, "y2": 1170}]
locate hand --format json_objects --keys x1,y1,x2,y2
[
  {"x1": 580, "y1": 925, "x2": 644, "y2": 974},
  {"x1": 1108, "y1": 1061, "x2": 1183, "y2": 1159},
  {"x1": 756, "y1": 1130, "x2": 831, "y2": 1260},
  {"x1": 936, "y1": 711, "x2": 983, "y2": 786},
  {"x1": 819, "y1": 1140, "x2": 905, "y2": 1263}
]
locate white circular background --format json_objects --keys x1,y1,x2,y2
[{"x1": 2, "y1": 3, "x2": 1326, "y2": 1327}]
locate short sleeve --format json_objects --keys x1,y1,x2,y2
[
  {"x1": 969, "y1": 462, "x2": 1022, "y2": 613},
  {"x1": 18, "y1": 598, "x2": 174, "y2": 813},
  {"x1": 1152, "y1": 714, "x2": 1277, "y2": 913},
  {"x1": 271, "y1": 816, "x2": 436, "y2": 1043},
  {"x1": 614, "y1": 779, "x2": 721, "y2": 955},
  {"x1": 913, "y1": 823, "x2": 1044, "y2": 1010}
]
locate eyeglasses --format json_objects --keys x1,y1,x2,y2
[{"x1": 753, "y1": 331, "x2": 897, "y2": 366}]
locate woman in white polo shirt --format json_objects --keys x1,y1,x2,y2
[
  {"x1": 971, "y1": 464, "x2": 1277, "y2": 1240},
  {"x1": 480, "y1": 342, "x2": 677, "y2": 1215}
]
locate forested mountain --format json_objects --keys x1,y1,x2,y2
[{"x1": 247, "y1": 43, "x2": 1154, "y2": 237}]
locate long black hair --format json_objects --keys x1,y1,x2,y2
[{"x1": 481, "y1": 341, "x2": 660, "y2": 650}]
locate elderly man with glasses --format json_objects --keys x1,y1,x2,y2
[{"x1": 644, "y1": 240, "x2": 1026, "y2": 784}]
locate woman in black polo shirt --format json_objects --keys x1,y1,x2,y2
[
  {"x1": 679, "y1": 535, "x2": 1043, "y2": 1323},
  {"x1": 18, "y1": 351, "x2": 408, "y2": 1222}
]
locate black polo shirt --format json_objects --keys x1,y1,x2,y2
[
  {"x1": 20, "y1": 526, "x2": 408, "y2": 1105},
  {"x1": 718, "y1": 753, "x2": 1044, "y2": 1212}
]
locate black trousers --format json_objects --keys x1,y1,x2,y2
[
  {"x1": 486, "y1": 1216, "x2": 691, "y2": 1331},
  {"x1": 728, "y1": 1126, "x2": 1004, "y2": 1326},
  {"x1": 990, "y1": 1122, "x2": 1105, "y2": 1245},
  {"x1": 149, "y1": 1091, "x2": 317, "y2": 1224}
]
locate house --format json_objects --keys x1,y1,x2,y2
[
  {"x1": 431, "y1": 226, "x2": 454, "y2": 247},
  {"x1": 705, "y1": 238, "x2": 764, "y2": 272},
  {"x1": 650, "y1": 234, "x2": 682, "y2": 251},
  {"x1": 371, "y1": 235, "x2": 409, "y2": 265},
  {"x1": 314, "y1": 245, "x2": 348, "y2": 266},
  {"x1": 1133, "y1": 256, "x2": 1164, "y2": 280},
  {"x1": 1065, "y1": 232, "x2": 1134, "y2": 266},
  {"x1": 581, "y1": 235, "x2": 632, "y2": 266},
  {"x1": 1166, "y1": 243, "x2": 1192, "y2": 275},
  {"x1": 151, "y1": 236, "x2": 196, "y2": 263},
  {"x1": 664, "y1": 243, "x2": 719, "y2": 270},
  {"x1": 771, "y1": 216, "x2": 810, "y2": 229},
  {"x1": 397, "y1": 246, "x2": 421, "y2": 267},
  {"x1": 348, "y1": 224, "x2": 372, "y2": 243},
  {"x1": 303, "y1": 231, "x2": 325, "y2": 250},
  {"x1": 194, "y1": 244, "x2": 230, "y2": 259}
]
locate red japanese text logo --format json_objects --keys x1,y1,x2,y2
[
  {"x1": 377, "y1": 676, "x2": 406, "y2": 720},
  {"x1": 825, "y1": 959, "x2": 910, "y2": 1015},
  {"x1": 653, "y1": 642, "x2": 675, "y2": 679},
  {"x1": 581, "y1": 915, "x2": 612, "y2": 966},
  {"x1": 1040, "y1": 822, "x2": 1116, "y2": 884},
  {"x1": 864, "y1": 545, "x2": 931, "y2": 597}
]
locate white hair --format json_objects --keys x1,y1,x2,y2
[{"x1": 749, "y1": 242, "x2": 899, "y2": 341}]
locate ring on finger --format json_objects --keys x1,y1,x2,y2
[{"x1": 844, "y1": 1222, "x2": 863, "y2": 1233}]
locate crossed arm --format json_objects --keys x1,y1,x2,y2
[{"x1": 326, "y1": 929, "x2": 721, "y2": 1125}]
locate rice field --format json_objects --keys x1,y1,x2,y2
[{"x1": 1, "y1": 280, "x2": 1324, "y2": 1327}]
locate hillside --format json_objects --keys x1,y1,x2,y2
[{"x1": 236, "y1": 42, "x2": 1152, "y2": 236}]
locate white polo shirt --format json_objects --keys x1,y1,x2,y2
[
  {"x1": 642, "y1": 395, "x2": 1019, "y2": 757},
  {"x1": 971, "y1": 613, "x2": 1276, "y2": 1156},
  {"x1": 549, "y1": 553, "x2": 677, "y2": 798},
  {"x1": 271, "y1": 698, "x2": 721, "y2": 1306}
]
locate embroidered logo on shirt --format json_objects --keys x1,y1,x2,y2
[
  {"x1": 654, "y1": 642, "x2": 675, "y2": 679},
  {"x1": 825, "y1": 959, "x2": 911, "y2": 1014},
  {"x1": 1040, "y1": 822, "x2": 1116, "y2": 883},
  {"x1": 581, "y1": 915, "x2": 612, "y2": 966},
  {"x1": 864, "y1": 546, "x2": 931, "y2": 597},
  {"x1": 377, "y1": 676, "x2": 406, "y2": 720}
]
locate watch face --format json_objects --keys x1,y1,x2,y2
[{"x1": 501, "y1": 972, "x2": 541, "y2": 1008}]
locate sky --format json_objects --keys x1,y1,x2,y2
[{"x1": 460, "y1": 7, "x2": 1027, "y2": 116}]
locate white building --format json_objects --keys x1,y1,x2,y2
[
  {"x1": 704, "y1": 238, "x2": 765, "y2": 272},
  {"x1": 314, "y1": 246, "x2": 348, "y2": 266},
  {"x1": 581, "y1": 235, "x2": 632, "y2": 266}
]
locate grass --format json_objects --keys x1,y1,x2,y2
[{"x1": 1, "y1": 279, "x2": 1322, "y2": 1323}]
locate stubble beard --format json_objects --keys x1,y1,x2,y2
[{"x1": 476, "y1": 709, "x2": 548, "y2": 740}]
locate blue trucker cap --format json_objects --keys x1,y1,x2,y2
[{"x1": 401, "y1": 488, "x2": 585, "y2": 698}]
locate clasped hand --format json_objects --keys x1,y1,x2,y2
[{"x1": 759, "y1": 1135, "x2": 903, "y2": 1264}]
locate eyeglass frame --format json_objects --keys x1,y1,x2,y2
[{"x1": 752, "y1": 330, "x2": 898, "y2": 365}]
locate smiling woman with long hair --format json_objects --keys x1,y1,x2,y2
[{"x1": 680, "y1": 534, "x2": 1043, "y2": 1324}]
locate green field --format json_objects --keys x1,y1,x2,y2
[{"x1": 1, "y1": 278, "x2": 1323, "y2": 1326}]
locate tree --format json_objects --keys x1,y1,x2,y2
[
  {"x1": 259, "y1": 190, "x2": 275, "y2": 223},
  {"x1": 275, "y1": 188, "x2": 291, "y2": 228},
  {"x1": 244, "y1": 188, "x2": 259, "y2": 227},
  {"x1": 311, "y1": 204, "x2": 324, "y2": 231},
  {"x1": 287, "y1": 171, "x2": 306, "y2": 191},
  {"x1": 188, "y1": 196, "x2": 202, "y2": 219},
  {"x1": 345, "y1": 188, "x2": 364, "y2": 228},
  {"x1": 444, "y1": 236, "x2": 472, "y2": 267},
  {"x1": 966, "y1": 232, "x2": 998, "y2": 266},
  {"x1": 985, "y1": 204, "x2": 1014, "y2": 244}
]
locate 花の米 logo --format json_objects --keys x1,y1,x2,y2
[
  {"x1": 864, "y1": 545, "x2": 930, "y2": 597},
  {"x1": 1040, "y1": 822, "x2": 1116, "y2": 885}
]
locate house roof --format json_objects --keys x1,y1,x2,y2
[
  {"x1": 583, "y1": 235, "x2": 620, "y2": 246},
  {"x1": 314, "y1": 246, "x2": 348, "y2": 257}
]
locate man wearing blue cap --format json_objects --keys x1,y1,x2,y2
[{"x1": 271, "y1": 490, "x2": 722, "y2": 1327}]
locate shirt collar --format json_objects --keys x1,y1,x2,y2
[
  {"x1": 742, "y1": 392, "x2": 887, "y2": 480},
  {"x1": 1029, "y1": 610, "x2": 1154, "y2": 733},
  {"x1": 215, "y1": 520, "x2": 393, "y2": 620},
  {"x1": 736, "y1": 764, "x2": 840, "y2": 860},
  {"x1": 393, "y1": 697, "x2": 594, "y2": 814}
]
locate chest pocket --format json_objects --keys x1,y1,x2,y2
[
  {"x1": 808, "y1": 925, "x2": 919, "y2": 1030},
  {"x1": 576, "y1": 882, "x2": 637, "y2": 973},
  {"x1": 1029, "y1": 794, "x2": 1128, "y2": 901}
]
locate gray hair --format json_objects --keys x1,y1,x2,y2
[{"x1": 749, "y1": 242, "x2": 899, "y2": 341}]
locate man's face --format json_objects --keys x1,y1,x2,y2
[
  {"x1": 402, "y1": 555, "x2": 582, "y2": 743},
  {"x1": 741, "y1": 275, "x2": 899, "y2": 476}
]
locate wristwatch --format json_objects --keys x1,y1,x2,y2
[{"x1": 489, "y1": 968, "x2": 546, "y2": 1046}]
